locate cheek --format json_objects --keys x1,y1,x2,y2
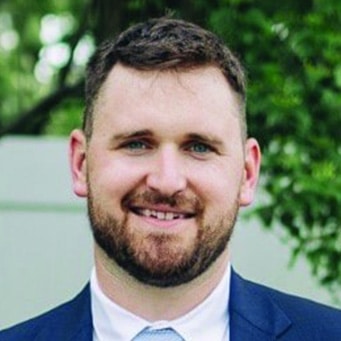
[
  {"x1": 191, "y1": 164, "x2": 241, "y2": 201},
  {"x1": 89, "y1": 158, "x2": 147, "y2": 201}
]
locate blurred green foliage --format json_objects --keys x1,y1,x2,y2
[{"x1": 0, "y1": 0, "x2": 340, "y2": 298}]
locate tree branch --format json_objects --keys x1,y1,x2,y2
[
  {"x1": 58, "y1": 0, "x2": 93, "y2": 87},
  {"x1": 0, "y1": 80, "x2": 84, "y2": 137}
]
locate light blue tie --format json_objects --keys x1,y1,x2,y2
[{"x1": 133, "y1": 327, "x2": 184, "y2": 340}]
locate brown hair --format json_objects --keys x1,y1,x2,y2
[{"x1": 84, "y1": 17, "x2": 247, "y2": 139}]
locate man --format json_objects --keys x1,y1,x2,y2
[{"x1": 1, "y1": 17, "x2": 340, "y2": 341}]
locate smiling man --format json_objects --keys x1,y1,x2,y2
[
  {"x1": 76, "y1": 63, "x2": 256, "y2": 293},
  {"x1": 1, "y1": 17, "x2": 341, "y2": 341}
]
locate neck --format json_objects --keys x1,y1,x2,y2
[{"x1": 94, "y1": 244, "x2": 229, "y2": 321}]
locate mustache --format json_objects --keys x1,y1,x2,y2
[{"x1": 122, "y1": 190, "x2": 204, "y2": 212}]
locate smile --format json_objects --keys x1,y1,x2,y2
[{"x1": 130, "y1": 207, "x2": 195, "y2": 221}]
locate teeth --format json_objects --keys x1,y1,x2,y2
[
  {"x1": 165, "y1": 212, "x2": 174, "y2": 220},
  {"x1": 139, "y1": 209, "x2": 186, "y2": 220},
  {"x1": 156, "y1": 211, "x2": 164, "y2": 220}
]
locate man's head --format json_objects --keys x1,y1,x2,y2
[
  {"x1": 70, "y1": 17, "x2": 260, "y2": 288},
  {"x1": 83, "y1": 17, "x2": 247, "y2": 140}
]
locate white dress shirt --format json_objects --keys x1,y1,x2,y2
[{"x1": 91, "y1": 264, "x2": 231, "y2": 341}]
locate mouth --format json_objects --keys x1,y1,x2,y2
[{"x1": 130, "y1": 207, "x2": 195, "y2": 221}]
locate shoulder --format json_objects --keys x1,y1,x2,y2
[
  {"x1": 248, "y1": 277, "x2": 341, "y2": 319},
  {"x1": 258, "y1": 281, "x2": 341, "y2": 337},
  {"x1": 0, "y1": 285, "x2": 92, "y2": 341},
  {"x1": 231, "y1": 271, "x2": 341, "y2": 338}
]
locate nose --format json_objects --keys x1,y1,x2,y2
[{"x1": 146, "y1": 146, "x2": 187, "y2": 196}]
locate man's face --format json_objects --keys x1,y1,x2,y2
[{"x1": 70, "y1": 64, "x2": 260, "y2": 287}]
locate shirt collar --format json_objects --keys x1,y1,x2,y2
[{"x1": 91, "y1": 264, "x2": 231, "y2": 341}]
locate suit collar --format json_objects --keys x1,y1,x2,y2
[
  {"x1": 37, "y1": 284, "x2": 93, "y2": 341},
  {"x1": 62, "y1": 284, "x2": 93, "y2": 341},
  {"x1": 34, "y1": 271, "x2": 292, "y2": 341},
  {"x1": 229, "y1": 270, "x2": 292, "y2": 340},
  {"x1": 86, "y1": 269, "x2": 292, "y2": 341}
]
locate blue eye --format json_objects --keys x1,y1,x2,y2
[
  {"x1": 125, "y1": 141, "x2": 147, "y2": 150},
  {"x1": 188, "y1": 142, "x2": 212, "y2": 154}
]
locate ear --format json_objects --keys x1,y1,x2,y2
[
  {"x1": 69, "y1": 129, "x2": 88, "y2": 197},
  {"x1": 239, "y1": 138, "x2": 261, "y2": 207}
]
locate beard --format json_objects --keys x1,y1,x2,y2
[{"x1": 88, "y1": 186, "x2": 239, "y2": 288}]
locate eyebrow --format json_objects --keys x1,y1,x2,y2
[
  {"x1": 110, "y1": 129, "x2": 153, "y2": 143},
  {"x1": 185, "y1": 133, "x2": 224, "y2": 148},
  {"x1": 108, "y1": 130, "x2": 224, "y2": 148}
]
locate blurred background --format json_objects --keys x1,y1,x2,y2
[{"x1": 0, "y1": 0, "x2": 340, "y2": 328}]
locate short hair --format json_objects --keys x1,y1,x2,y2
[{"x1": 84, "y1": 17, "x2": 247, "y2": 139}]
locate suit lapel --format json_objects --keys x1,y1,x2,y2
[
  {"x1": 37, "y1": 284, "x2": 93, "y2": 341},
  {"x1": 229, "y1": 270, "x2": 292, "y2": 341},
  {"x1": 34, "y1": 272, "x2": 293, "y2": 341}
]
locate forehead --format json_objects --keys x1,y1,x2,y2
[{"x1": 93, "y1": 64, "x2": 242, "y2": 141}]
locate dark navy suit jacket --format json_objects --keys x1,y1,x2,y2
[{"x1": 1, "y1": 270, "x2": 341, "y2": 340}]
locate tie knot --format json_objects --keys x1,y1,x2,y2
[{"x1": 133, "y1": 327, "x2": 184, "y2": 340}]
